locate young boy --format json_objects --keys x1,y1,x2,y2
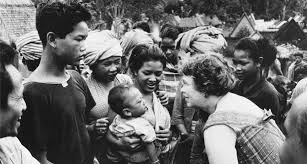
[{"x1": 107, "y1": 84, "x2": 160, "y2": 164}]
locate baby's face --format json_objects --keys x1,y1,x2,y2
[{"x1": 124, "y1": 87, "x2": 148, "y2": 117}]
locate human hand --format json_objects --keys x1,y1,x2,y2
[
  {"x1": 94, "y1": 117, "x2": 109, "y2": 135},
  {"x1": 156, "y1": 128, "x2": 171, "y2": 141},
  {"x1": 119, "y1": 136, "x2": 141, "y2": 150},
  {"x1": 156, "y1": 90, "x2": 169, "y2": 106}
]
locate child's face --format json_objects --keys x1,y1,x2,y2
[
  {"x1": 233, "y1": 49, "x2": 259, "y2": 81},
  {"x1": 124, "y1": 88, "x2": 148, "y2": 117}
]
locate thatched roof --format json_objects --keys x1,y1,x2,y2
[{"x1": 0, "y1": 0, "x2": 33, "y2": 6}]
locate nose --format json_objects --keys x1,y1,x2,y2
[
  {"x1": 80, "y1": 41, "x2": 86, "y2": 53},
  {"x1": 235, "y1": 64, "x2": 242, "y2": 71},
  {"x1": 21, "y1": 98, "x2": 27, "y2": 111},
  {"x1": 109, "y1": 63, "x2": 118, "y2": 72},
  {"x1": 166, "y1": 49, "x2": 172, "y2": 55}
]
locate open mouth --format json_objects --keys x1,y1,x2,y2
[{"x1": 146, "y1": 83, "x2": 157, "y2": 90}]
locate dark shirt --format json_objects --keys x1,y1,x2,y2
[
  {"x1": 19, "y1": 70, "x2": 95, "y2": 164},
  {"x1": 232, "y1": 78, "x2": 281, "y2": 119}
]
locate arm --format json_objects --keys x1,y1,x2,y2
[
  {"x1": 145, "y1": 142, "x2": 159, "y2": 164},
  {"x1": 172, "y1": 82, "x2": 188, "y2": 134},
  {"x1": 35, "y1": 151, "x2": 53, "y2": 164},
  {"x1": 106, "y1": 130, "x2": 141, "y2": 150},
  {"x1": 203, "y1": 125, "x2": 238, "y2": 164}
]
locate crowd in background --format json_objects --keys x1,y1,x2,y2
[{"x1": 1, "y1": 1, "x2": 307, "y2": 164}]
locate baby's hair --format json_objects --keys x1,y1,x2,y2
[{"x1": 108, "y1": 84, "x2": 133, "y2": 116}]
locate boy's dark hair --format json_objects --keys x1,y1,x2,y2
[
  {"x1": 235, "y1": 37, "x2": 260, "y2": 63},
  {"x1": 0, "y1": 40, "x2": 17, "y2": 109},
  {"x1": 160, "y1": 24, "x2": 180, "y2": 41},
  {"x1": 129, "y1": 44, "x2": 166, "y2": 74},
  {"x1": 257, "y1": 38, "x2": 277, "y2": 67},
  {"x1": 36, "y1": 2, "x2": 91, "y2": 47},
  {"x1": 108, "y1": 84, "x2": 132, "y2": 117},
  {"x1": 132, "y1": 21, "x2": 150, "y2": 33}
]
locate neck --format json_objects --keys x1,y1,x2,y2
[
  {"x1": 243, "y1": 71, "x2": 261, "y2": 86},
  {"x1": 205, "y1": 95, "x2": 224, "y2": 114},
  {"x1": 92, "y1": 73, "x2": 114, "y2": 87},
  {"x1": 37, "y1": 48, "x2": 66, "y2": 77}
]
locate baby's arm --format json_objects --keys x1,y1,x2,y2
[{"x1": 145, "y1": 142, "x2": 159, "y2": 164}]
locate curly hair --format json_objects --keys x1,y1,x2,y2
[
  {"x1": 128, "y1": 44, "x2": 166, "y2": 74},
  {"x1": 36, "y1": 1, "x2": 91, "y2": 47},
  {"x1": 181, "y1": 53, "x2": 236, "y2": 97}
]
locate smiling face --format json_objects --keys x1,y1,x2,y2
[
  {"x1": 133, "y1": 61, "x2": 164, "y2": 94},
  {"x1": 0, "y1": 65, "x2": 26, "y2": 137},
  {"x1": 92, "y1": 56, "x2": 121, "y2": 83},
  {"x1": 54, "y1": 21, "x2": 88, "y2": 65},
  {"x1": 233, "y1": 49, "x2": 259, "y2": 81},
  {"x1": 181, "y1": 75, "x2": 208, "y2": 110}
]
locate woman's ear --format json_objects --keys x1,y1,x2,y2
[
  {"x1": 257, "y1": 57, "x2": 263, "y2": 68},
  {"x1": 122, "y1": 108, "x2": 132, "y2": 117},
  {"x1": 47, "y1": 32, "x2": 57, "y2": 48}
]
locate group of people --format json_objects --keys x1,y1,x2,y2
[{"x1": 1, "y1": 1, "x2": 307, "y2": 164}]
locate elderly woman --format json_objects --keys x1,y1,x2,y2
[
  {"x1": 171, "y1": 26, "x2": 227, "y2": 164},
  {"x1": 180, "y1": 53, "x2": 285, "y2": 164},
  {"x1": 106, "y1": 44, "x2": 173, "y2": 163},
  {"x1": 84, "y1": 30, "x2": 133, "y2": 163}
]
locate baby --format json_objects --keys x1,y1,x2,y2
[{"x1": 107, "y1": 84, "x2": 160, "y2": 164}]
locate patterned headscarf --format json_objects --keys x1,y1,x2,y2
[
  {"x1": 16, "y1": 31, "x2": 43, "y2": 61},
  {"x1": 84, "y1": 30, "x2": 122, "y2": 66},
  {"x1": 176, "y1": 26, "x2": 227, "y2": 54}
]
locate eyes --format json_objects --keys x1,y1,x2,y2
[
  {"x1": 102, "y1": 59, "x2": 121, "y2": 67},
  {"x1": 232, "y1": 60, "x2": 249, "y2": 66},
  {"x1": 143, "y1": 71, "x2": 162, "y2": 77}
]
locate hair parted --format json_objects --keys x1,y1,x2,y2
[{"x1": 128, "y1": 44, "x2": 166, "y2": 74}]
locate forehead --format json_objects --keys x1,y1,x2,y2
[
  {"x1": 5, "y1": 65, "x2": 23, "y2": 92},
  {"x1": 68, "y1": 21, "x2": 89, "y2": 37},
  {"x1": 161, "y1": 38, "x2": 175, "y2": 46},
  {"x1": 233, "y1": 49, "x2": 251, "y2": 60},
  {"x1": 141, "y1": 61, "x2": 163, "y2": 70},
  {"x1": 182, "y1": 75, "x2": 194, "y2": 84}
]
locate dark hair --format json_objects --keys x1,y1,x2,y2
[
  {"x1": 293, "y1": 52, "x2": 304, "y2": 58},
  {"x1": 235, "y1": 37, "x2": 260, "y2": 63},
  {"x1": 182, "y1": 53, "x2": 235, "y2": 97},
  {"x1": 108, "y1": 84, "x2": 132, "y2": 117},
  {"x1": 132, "y1": 21, "x2": 150, "y2": 33},
  {"x1": 160, "y1": 24, "x2": 180, "y2": 41},
  {"x1": 257, "y1": 38, "x2": 277, "y2": 67},
  {"x1": 128, "y1": 44, "x2": 166, "y2": 74},
  {"x1": 0, "y1": 40, "x2": 17, "y2": 109},
  {"x1": 36, "y1": 2, "x2": 91, "y2": 47}
]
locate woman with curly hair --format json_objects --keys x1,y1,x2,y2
[{"x1": 181, "y1": 53, "x2": 285, "y2": 164}]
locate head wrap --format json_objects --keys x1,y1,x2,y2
[
  {"x1": 84, "y1": 30, "x2": 122, "y2": 66},
  {"x1": 176, "y1": 26, "x2": 227, "y2": 54},
  {"x1": 16, "y1": 31, "x2": 43, "y2": 61},
  {"x1": 121, "y1": 29, "x2": 154, "y2": 57}
]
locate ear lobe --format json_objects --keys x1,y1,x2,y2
[
  {"x1": 123, "y1": 108, "x2": 132, "y2": 117},
  {"x1": 47, "y1": 32, "x2": 57, "y2": 48},
  {"x1": 257, "y1": 57, "x2": 263, "y2": 68}
]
